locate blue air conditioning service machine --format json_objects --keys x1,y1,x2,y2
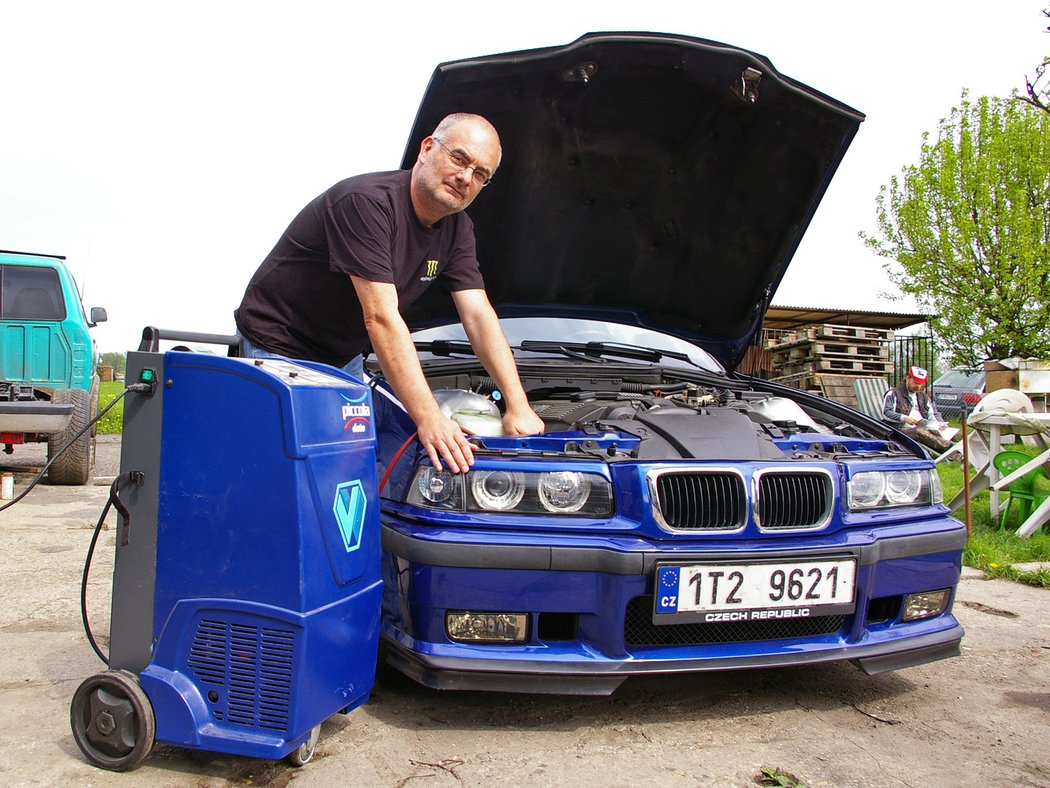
[{"x1": 70, "y1": 331, "x2": 382, "y2": 771}]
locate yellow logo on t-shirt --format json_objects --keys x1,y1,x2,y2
[{"x1": 420, "y1": 259, "x2": 440, "y2": 282}]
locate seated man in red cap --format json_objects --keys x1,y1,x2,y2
[{"x1": 881, "y1": 366, "x2": 953, "y2": 451}]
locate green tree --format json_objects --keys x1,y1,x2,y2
[
  {"x1": 99, "y1": 351, "x2": 126, "y2": 376},
  {"x1": 863, "y1": 93, "x2": 1050, "y2": 366}
]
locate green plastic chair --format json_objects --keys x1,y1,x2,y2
[{"x1": 993, "y1": 450, "x2": 1050, "y2": 529}]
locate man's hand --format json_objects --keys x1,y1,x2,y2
[
  {"x1": 904, "y1": 415, "x2": 921, "y2": 426},
  {"x1": 416, "y1": 411, "x2": 475, "y2": 473},
  {"x1": 353, "y1": 275, "x2": 478, "y2": 473},
  {"x1": 452, "y1": 289, "x2": 545, "y2": 439},
  {"x1": 502, "y1": 405, "x2": 545, "y2": 436}
]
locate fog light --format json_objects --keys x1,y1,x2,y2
[
  {"x1": 446, "y1": 611, "x2": 529, "y2": 643},
  {"x1": 902, "y1": 589, "x2": 951, "y2": 621}
]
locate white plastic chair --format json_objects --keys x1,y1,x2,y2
[
  {"x1": 935, "y1": 388, "x2": 1033, "y2": 466},
  {"x1": 972, "y1": 389, "x2": 1034, "y2": 416},
  {"x1": 945, "y1": 389, "x2": 1036, "y2": 513}
]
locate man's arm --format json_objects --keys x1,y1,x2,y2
[
  {"x1": 351, "y1": 275, "x2": 475, "y2": 473},
  {"x1": 921, "y1": 394, "x2": 946, "y2": 427},
  {"x1": 451, "y1": 289, "x2": 544, "y2": 436},
  {"x1": 881, "y1": 389, "x2": 904, "y2": 423}
]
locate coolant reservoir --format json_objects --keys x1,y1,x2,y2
[
  {"x1": 432, "y1": 390, "x2": 505, "y2": 436},
  {"x1": 749, "y1": 396, "x2": 822, "y2": 433}
]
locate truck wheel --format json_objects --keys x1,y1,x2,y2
[
  {"x1": 71, "y1": 670, "x2": 155, "y2": 771},
  {"x1": 47, "y1": 387, "x2": 96, "y2": 485}
]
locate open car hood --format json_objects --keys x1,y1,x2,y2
[{"x1": 399, "y1": 32, "x2": 864, "y2": 371}]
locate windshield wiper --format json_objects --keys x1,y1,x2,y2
[
  {"x1": 516, "y1": 340, "x2": 606, "y2": 363},
  {"x1": 413, "y1": 339, "x2": 477, "y2": 357},
  {"x1": 519, "y1": 339, "x2": 699, "y2": 367}
]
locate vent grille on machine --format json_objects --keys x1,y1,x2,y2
[{"x1": 186, "y1": 617, "x2": 296, "y2": 732}]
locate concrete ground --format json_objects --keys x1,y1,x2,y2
[{"x1": 0, "y1": 440, "x2": 1048, "y2": 787}]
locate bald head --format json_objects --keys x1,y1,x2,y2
[
  {"x1": 432, "y1": 113, "x2": 502, "y2": 169},
  {"x1": 410, "y1": 113, "x2": 502, "y2": 226}
]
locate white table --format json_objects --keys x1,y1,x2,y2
[{"x1": 953, "y1": 411, "x2": 1050, "y2": 536}]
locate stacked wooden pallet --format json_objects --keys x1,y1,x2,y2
[{"x1": 764, "y1": 324, "x2": 894, "y2": 406}]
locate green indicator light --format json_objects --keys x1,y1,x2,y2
[{"x1": 140, "y1": 369, "x2": 155, "y2": 382}]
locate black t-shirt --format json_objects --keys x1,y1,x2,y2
[{"x1": 235, "y1": 170, "x2": 485, "y2": 366}]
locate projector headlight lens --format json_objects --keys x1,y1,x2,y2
[
  {"x1": 470, "y1": 470, "x2": 526, "y2": 511},
  {"x1": 885, "y1": 470, "x2": 922, "y2": 504}
]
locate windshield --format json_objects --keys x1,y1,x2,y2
[{"x1": 412, "y1": 317, "x2": 725, "y2": 373}]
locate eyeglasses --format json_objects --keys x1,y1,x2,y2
[{"x1": 432, "y1": 138, "x2": 493, "y2": 186}]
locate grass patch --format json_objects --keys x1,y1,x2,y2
[
  {"x1": 937, "y1": 444, "x2": 1050, "y2": 586},
  {"x1": 98, "y1": 380, "x2": 125, "y2": 435},
  {"x1": 756, "y1": 766, "x2": 806, "y2": 787}
]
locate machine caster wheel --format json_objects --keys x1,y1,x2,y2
[
  {"x1": 70, "y1": 670, "x2": 155, "y2": 771},
  {"x1": 287, "y1": 724, "x2": 321, "y2": 766}
]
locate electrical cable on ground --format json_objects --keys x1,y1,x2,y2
[{"x1": 81, "y1": 471, "x2": 139, "y2": 664}]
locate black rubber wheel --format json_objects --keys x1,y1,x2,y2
[
  {"x1": 47, "y1": 382, "x2": 97, "y2": 485},
  {"x1": 70, "y1": 670, "x2": 155, "y2": 772},
  {"x1": 287, "y1": 724, "x2": 321, "y2": 766}
]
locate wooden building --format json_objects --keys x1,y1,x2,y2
[{"x1": 739, "y1": 305, "x2": 930, "y2": 411}]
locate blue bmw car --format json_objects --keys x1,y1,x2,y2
[{"x1": 366, "y1": 32, "x2": 966, "y2": 695}]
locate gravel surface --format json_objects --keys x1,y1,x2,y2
[{"x1": 1, "y1": 435, "x2": 1048, "y2": 786}]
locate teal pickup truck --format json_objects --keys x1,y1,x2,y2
[{"x1": 0, "y1": 251, "x2": 107, "y2": 484}]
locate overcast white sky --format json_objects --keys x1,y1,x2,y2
[{"x1": 2, "y1": 1, "x2": 1047, "y2": 353}]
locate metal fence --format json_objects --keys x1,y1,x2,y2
[{"x1": 893, "y1": 333, "x2": 935, "y2": 391}]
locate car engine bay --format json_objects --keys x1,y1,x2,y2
[{"x1": 419, "y1": 365, "x2": 915, "y2": 463}]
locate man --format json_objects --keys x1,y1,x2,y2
[
  {"x1": 235, "y1": 113, "x2": 544, "y2": 473},
  {"x1": 881, "y1": 366, "x2": 952, "y2": 451}
]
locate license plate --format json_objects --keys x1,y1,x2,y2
[
  {"x1": 654, "y1": 558, "x2": 856, "y2": 623},
  {"x1": 938, "y1": 394, "x2": 959, "y2": 401}
]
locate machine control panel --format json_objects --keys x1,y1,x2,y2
[{"x1": 235, "y1": 357, "x2": 356, "y2": 388}]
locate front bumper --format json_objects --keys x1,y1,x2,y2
[{"x1": 380, "y1": 519, "x2": 966, "y2": 695}]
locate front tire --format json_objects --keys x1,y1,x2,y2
[{"x1": 47, "y1": 382, "x2": 97, "y2": 485}]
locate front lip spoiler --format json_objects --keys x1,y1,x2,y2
[{"x1": 380, "y1": 626, "x2": 964, "y2": 696}]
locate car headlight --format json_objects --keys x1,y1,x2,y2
[
  {"x1": 885, "y1": 470, "x2": 921, "y2": 504},
  {"x1": 407, "y1": 466, "x2": 613, "y2": 516},
  {"x1": 415, "y1": 468, "x2": 461, "y2": 507},
  {"x1": 537, "y1": 471, "x2": 591, "y2": 513},
  {"x1": 470, "y1": 470, "x2": 526, "y2": 511},
  {"x1": 847, "y1": 469, "x2": 942, "y2": 510}
]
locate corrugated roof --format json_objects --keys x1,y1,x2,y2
[{"x1": 764, "y1": 304, "x2": 930, "y2": 332}]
